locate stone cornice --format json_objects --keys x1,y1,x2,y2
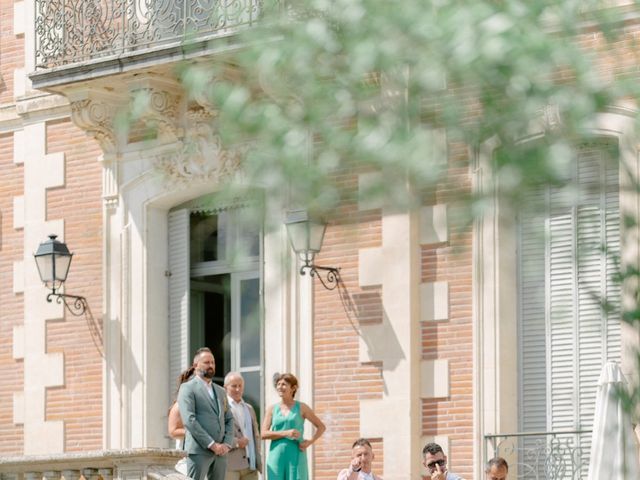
[{"x1": 0, "y1": 93, "x2": 71, "y2": 132}]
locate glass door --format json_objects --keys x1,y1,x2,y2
[{"x1": 232, "y1": 271, "x2": 262, "y2": 418}]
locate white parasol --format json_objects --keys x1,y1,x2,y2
[{"x1": 587, "y1": 361, "x2": 640, "y2": 480}]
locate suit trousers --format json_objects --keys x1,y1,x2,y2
[
  {"x1": 187, "y1": 453, "x2": 228, "y2": 480},
  {"x1": 224, "y1": 467, "x2": 259, "y2": 480}
]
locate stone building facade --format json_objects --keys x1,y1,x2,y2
[{"x1": 1, "y1": 2, "x2": 639, "y2": 480}]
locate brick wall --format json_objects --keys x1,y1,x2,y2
[
  {"x1": 44, "y1": 118, "x2": 103, "y2": 451},
  {"x1": 313, "y1": 153, "x2": 474, "y2": 479},
  {"x1": 0, "y1": 131, "x2": 25, "y2": 455},
  {"x1": 0, "y1": 0, "x2": 23, "y2": 104},
  {"x1": 0, "y1": 113, "x2": 104, "y2": 455},
  {"x1": 421, "y1": 147, "x2": 474, "y2": 478},
  {"x1": 313, "y1": 170, "x2": 386, "y2": 479},
  {"x1": 0, "y1": 0, "x2": 23, "y2": 456}
]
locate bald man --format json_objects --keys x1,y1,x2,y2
[{"x1": 485, "y1": 458, "x2": 508, "y2": 480}]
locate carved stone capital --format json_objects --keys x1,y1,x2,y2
[
  {"x1": 127, "y1": 75, "x2": 183, "y2": 143},
  {"x1": 129, "y1": 87, "x2": 182, "y2": 142},
  {"x1": 69, "y1": 94, "x2": 120, "y2": 154}
]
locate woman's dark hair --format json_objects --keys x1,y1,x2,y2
[
  {"x1": 273, "y1": 372, "x2": 299, "y2": 398},
  {"x1": 177, "y1": 366, "x2": 195, "y2": 390},
  {"x1": 169, "y1": 366, "x2": 196, "y2": 411}
]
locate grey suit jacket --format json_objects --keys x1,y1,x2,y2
[
  {"x1": 227, "y1": 399, "x2": 262, "y2": 472},
  {"x1": 178, "y1": 376, "x2": 234, "y2": 455}
]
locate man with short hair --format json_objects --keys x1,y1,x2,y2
[
  {"x1": 422, "y1": 442, "x2": 464, "y2": 480},
  {"x1": 485, "y1": 457, "x2": 508, "y2": 480},
  {"x1": 224, "y1": 372, "x2": 262, "y2": 480},
  {"x1": 337, "y1": 438, "x2": 383, "y2": 480},
  {"x1": 178, "y1": 347, "x2": 234, "y2": 480}
]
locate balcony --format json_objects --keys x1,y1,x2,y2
[
  {"x1": 31, "y1": 0, "x2": 271, "y2": 90},
  {"x1": 0, "y1": 449, "x2": 185, "y2": 480},
  {"x1": 484, "y1": 430, "x2": 592, "y2": 480}
]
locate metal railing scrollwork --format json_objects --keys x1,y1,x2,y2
[
  {"x1": 34, "y1": 0, "x2": 267, "y2": 69},
  {"x1": 484, "y1": 430, "x2": 592, "y2": 480}
]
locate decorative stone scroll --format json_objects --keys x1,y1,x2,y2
[
  {"x1": 129, "y1": 87, "x2": 182, "y2": 143},
  {"x1": 156, "y1": 107, "x2": 244, "y2": 185},
  {"x1": 70, "y1": 97, "x2": 119, "y2": 153}
]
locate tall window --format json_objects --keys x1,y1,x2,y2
[
  {"x1": 169, "y1": 201, "x2": 262, "y2": 416},
  {"x1": 517, "y1": 142, "x2": 621, "y2": 477}
]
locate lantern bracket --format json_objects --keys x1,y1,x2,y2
[
  {"x1": 300, "y1": 263, "x2": 341, "y2": 290},
  {"x1": 47, "y1": 290, "x2": 88, "y2": 316}
]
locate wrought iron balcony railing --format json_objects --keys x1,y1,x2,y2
[
  {"x1": 34, "y1": 0, "x2": 268, "y2": 70},
  {"x1": 484, "y1": 430, "x2": 592, "y2": 480}
]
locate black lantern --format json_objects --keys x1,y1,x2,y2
[
  {"x1": 285, "y1": 210, "x2": 340, "y2": 290},
  {"x1": 34, "y1": 234, "x2": 87, "y2": 315}
]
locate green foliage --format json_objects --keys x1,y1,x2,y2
[
  {"x1": 178, "y1": 0, "x2": 640, "y2": 214},
  {"x1": 175, "y1": 1, "x2": 640, "y2": 424}
]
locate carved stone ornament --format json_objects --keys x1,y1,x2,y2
[
  {"x1": 131, "y1": 87, "x2": 182, "y2": 141},
  {"x1": 70, "y1": 98, "x2": 118, "y2": 153},
  {"x1": 157, "y1": 120, "x2": 243, "y2": 185}
]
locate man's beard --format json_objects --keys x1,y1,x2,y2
[{"x1": 199, "y1": 368, "x2": 215, "y2": 379}]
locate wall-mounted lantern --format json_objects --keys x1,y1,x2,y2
[
  {"x1": 34, "y1": 234, "x2": 88, "y2": 316},
  {"x1": 284, "y1": 210, "x2": 341, "y2": 290}
]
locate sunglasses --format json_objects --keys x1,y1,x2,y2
[{"x1": 427, "y1": 460, "x2": 446, "y2": 469}]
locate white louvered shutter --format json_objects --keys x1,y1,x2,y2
[
  {"x1": 518, "y1": 143, "x2": 621, "y2": 479},
  {"x1": 168, "y1": 209, "x2": 190, "y2": 401}
]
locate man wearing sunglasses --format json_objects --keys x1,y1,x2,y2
[{"x1": 422, "y1": 443, "x2": 464, "y2": 480}]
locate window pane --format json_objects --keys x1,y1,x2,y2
[
  {"x1": 237, "y1": 219, "x2": 260, "y2": 258},
  {"x1": 240, "y1": 277, "x2": 260, "y2": 367},
  {"x1": 190, "y1": 274, "x2": 230, "y2": 385},
  {"x1": 190, "y1": 212, "x2": 227, "y2": 263},
  {"x1": 241, "y1": 370, "x2": 261, "y2": 422}
]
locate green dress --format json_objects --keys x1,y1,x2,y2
[{"x1": 267, "y1": 401, "x2": 308, "y2": 480}]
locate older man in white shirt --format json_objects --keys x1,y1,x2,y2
[{"x1": 224, "y1": 372, "x2": 262, "y2": 480}]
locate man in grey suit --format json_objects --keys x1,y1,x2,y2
[
  {"x1": 223, "y1": 372, "x2": 262, "y2": 480},
  {"x1": 178, "y1": 347, "x2": 234, "y2": 480}
]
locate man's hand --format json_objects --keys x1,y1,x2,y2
[
  {"x1": 237, "y1": 436, "x2": 249, "y2": 448},
  {"x1": 431, "y1": 463, "x2": 447, "y2": 480},
  {"x1": 210, "y1": 443, "x2": 230, "y2": 456},
  {"x1": 350, "y1": 457, "x2": 363, "y2": 473}
]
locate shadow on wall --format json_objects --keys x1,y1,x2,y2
[
  {"x1": 104, "y1": 314, "x2": 143, "y2": 402},
  {"x1": 338, "y1": 281, "x2": 404, "y2": 396},
  {"x1": 84, "y1": 302, "x2": 104, "y2": 358}
]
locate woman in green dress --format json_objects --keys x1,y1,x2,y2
[{"x1": 262, "y1": 373, "x2": 326, "y2": 480}]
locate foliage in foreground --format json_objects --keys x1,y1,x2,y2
[{"x1": 175, "y1": 0, "x2": 640, "y2": 218}]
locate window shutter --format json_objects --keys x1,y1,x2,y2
[
  {"x1": 518, "y1": 143, "x2": 620, "y2": 476},
  {"x1": 518, "y1": 187, "x2": 548, "y2": 435},
  {"x1": 168, "y1": 209, "x2": 190, "y2": 401}
]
